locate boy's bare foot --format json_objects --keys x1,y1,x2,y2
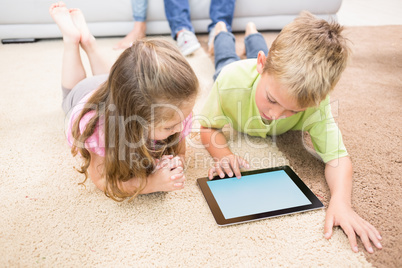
[
  {"x1": 245, "y1": 22, "x2": 258, "y2": 37},
  {"x1": 208, "y1": 21, "x2": 228, "y2": 55},
  {"x1": 113, "y1": 21, "x2": 147, "y2": 50},
  {"x1": 215, "y1": 21, "x2": 228, "y2": 35},
  {"x1": 238, "y1": 22, "x2": 259, "y2": 56},
  {"x1": 69, "y1": 8, "x2": 96, "y2": 52},
  {"x1": 49, "y1": 1, "x2": 80, "y2": 44}
]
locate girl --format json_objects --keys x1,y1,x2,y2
[{"x1": 50, "y1": 2, "x2": 199, "y2": 201}]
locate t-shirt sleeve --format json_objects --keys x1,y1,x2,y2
[
  {"x1": 302, "y1": 99, "x2": 348, "y2": 163},
  {"x1": 198, "y1": 81, "x2": 229, "y2": 129},
  {"x1": 80, "y1": 112, "x2": 106, "y2": 157},
  {"x1": 67, "y1": 110, "x2": 105, "y2": 157}
]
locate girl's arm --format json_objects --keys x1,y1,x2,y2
[
  {"x1": 88, "y1": 151, "x2": 184, "y2": 195},
  {"x1": 324, "y1": 156, "x2": 382, "y2": 253},
  {"x1": 87, "y1": 152, "x2": 106, "y2": 191}
]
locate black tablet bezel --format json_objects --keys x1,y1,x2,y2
[{"x1": 197, "y1": 165, "x2": 324, "y2": 226}]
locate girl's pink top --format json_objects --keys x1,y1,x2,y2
[{"x1": 66, "y1": 91, "x2": 193, "y2": 157}]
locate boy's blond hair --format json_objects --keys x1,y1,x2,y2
[{"x1": 263, "y1": 11, "x2": 350, "y2": 108}]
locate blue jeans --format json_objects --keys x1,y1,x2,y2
[
  {"x1": 164, "y1": 0, "x2": 236, "y2": 39},
  {"x1": 213, "y1": 31, "x2": 269, "y2": 81},
  {"x1": 132, "y1": 0, "x2": 148, "y2": 22}
]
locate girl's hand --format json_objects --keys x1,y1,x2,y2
[
  {"x1": 324, "y1": 199, "x2": 382, "y2": 253},
  {"x1": 155, "y1": 155, "x2": 173, "y2": 169},
  {"x1": 208, "y1": 154, "x2": 249, "y2": 180},
  {"x1": 149, "y1": 155, "x2": 185, "y2": 192},
  {"x1": 155, "y1": 155, "x2": 183, "y2": 170}
]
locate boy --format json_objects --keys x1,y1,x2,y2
[{"x1": 199, "y1": 12, "x2": 382, "y2": 253}]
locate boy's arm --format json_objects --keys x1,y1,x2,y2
[
  {"x1": 200, "y1": 126, "x2": 249, "y2": 179},
  {"x1": 324, "y1": 156, "x2": 382, "y2": 253}
]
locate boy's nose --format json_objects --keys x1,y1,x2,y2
[
  {"x1": 271, "y1": 107, "x2": 294, "y2": 120},
  {"x1": 271, "y1": 107, "x2": 286, "y2": 120}
]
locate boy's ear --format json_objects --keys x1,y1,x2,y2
[{"x1": 256, "y1": 51, "x2": 266, "y2": 74}]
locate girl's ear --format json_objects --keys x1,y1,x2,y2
[{"x1": 256, "y1": 51, "x2": 267, "y2": 74}]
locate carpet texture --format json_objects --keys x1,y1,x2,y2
[{"x1": 0, "y1": 25, "x2": 400, "y2": 267}]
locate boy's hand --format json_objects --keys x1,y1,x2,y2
[
  {"x1": 208, "y1": 154, "x2": 249, "y2": 180},
  {"x1": 324, "y1": 199, "x2": 382, "y2": 253}
]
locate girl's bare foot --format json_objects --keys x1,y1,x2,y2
[
  {"x1": 208, "y1": 21, "x2": 228, "y2": 55},
  {"x1": 113, "y1": 21, "x2": 147, "y2": 50},
  {"x1": 69, "y1": 8, "x2": 96, "y2": 52},
  {"x1": 245, "y1": 22, "x2": 258, "y2": 37},
  {"x1": 70, "y1": 8, "x2": 112, "y2": 75},
  {"x1": 49, "y1": 1, "x2": 80, "y2": 44}
]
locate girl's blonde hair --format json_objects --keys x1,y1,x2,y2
[
  {"x1": 71, "y1": 38, "x2": 199, "y2": 201},
  {"x1": 263, "y1": 11, "x2": 350, "y2": 108}
]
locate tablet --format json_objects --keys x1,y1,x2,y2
[{"x1": 197, "y1": 166, "x2": 323, "y2": 226}]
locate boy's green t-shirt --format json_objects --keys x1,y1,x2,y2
[{"x1": 199, "y1": 59, "x2": 348, "y2": 163}]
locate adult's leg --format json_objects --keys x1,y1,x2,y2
[
  {"x1": 208, "y1": 0, "x2": 236, "y2": 54},
  {"x1": 69, "y1": 8, "x2": 112, "y2": 75},
  {"x1": 132, "y1": 0, "x2": 148, "y2": 21},
  {"x1": 164, "y1": 0, "x2": 193, "y2": 39},
  {"x1": 208, "y1": 0, "x2": 236, "y2": 33},
  {"x1": 49, "y1": 2, "x2": 86, "y2": 92},
  {"x1": 244, "y1": 22, "x2": 268, "y2": 59},
  {"x1": 212, "y1": 22, "x2": 240, "y2": 81},
  {"x1": 114, "y1": 0, "x2": 148, "y2": 50}
]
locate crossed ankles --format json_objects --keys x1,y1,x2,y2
[{"x1": 49, "y1": 1, "x2": 96, "y2": 50}]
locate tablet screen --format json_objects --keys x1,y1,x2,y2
[
  {"x1": 197, "y1": 166, "x2": 323, "y2": 226},
  {"x1": 206, "y1": 170, "x2": 312, "y2": 219}
]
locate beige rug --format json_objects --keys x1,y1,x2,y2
[{"x1": 0, "y1": 26, "x2": 397, "y2": 267}]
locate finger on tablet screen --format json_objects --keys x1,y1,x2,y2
[
  {"x1": 232, "y1": 165, "x2": 241, "y2": 179},
  {"x1": 222, "y1": 165, "x2": 234, "y2": 177},
  {"x1": 230, "y1": 159, "x2": 241, "y2": 179}
]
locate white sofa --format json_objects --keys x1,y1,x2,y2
[{"x1": 0, "y1": 0, "x2": 342, "y2": 42}]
